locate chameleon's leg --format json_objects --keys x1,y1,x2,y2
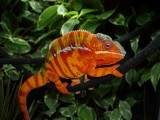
[
  {"x1": 71, "y1": 78, "x2": 81, "y2": 94},
  {"x1": 71, "y1": 75, "x2": 94, "y2": 94},
  {"x1": 19, "y1": 72, "x2": 49, "y2": 120},
  {"x1": 46, "y1": 71, "x2": 70, "y2": 94},
  {"x1": 83, "y1": 75, "x2": 94, "y2": 90},
  {"x1": 86, "y1": 59, "x2": 123, "y2": 77}
]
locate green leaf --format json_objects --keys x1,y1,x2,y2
[
  {"x1": 136, "y1": 12, "x2": 155, "y2": 26},
  {"x1": 138, "y1": 69, "x2": 151, "y2": 86},
  {"x1": 94, "y1": 96, "x2": 115, "y2": 110},
  {"x1": 79, "y1": 9, "x2": 96, "y2": 17},
  {"x1": 79, "y1": 19, "x2": 100, "y2": 33},
  {"x1": 130, "y1": 37, "x2": 139, "y2": 54},
  {"x1": 3, "y1": 65, "x2": 19, "y2": 81},
  {"x1": 125, "y1": 69, "x2": 137, "y2": 86},
  {"x1": 109, "y1": 13, "x2": 125, "y2": 26},
  {"x1": 147, "y1": 50, "x2": 160, "y2": 62},
  {"x1": 29, "y1": 1, "x2": 42, "y2": 13},
  {"x1": 83, "y1": 0, "x2": 104, "y2": 12},
  {"x1": 151, "y1": 62, "x2": 160, "y2": 91},
  {"x1": 22, "y1": 11, "x2": 39, "y2": 23},
  {"x1": 119, "y1": 101, "x2": 132, "y2": 120},
  {"x1": 44, "y1": 90, "x2": 59, "y2": 110},
  {"x1": 72, "y1": 0, "x2": 82, "y2": 11},
  {"x1": 110, "y1": 109, "x2": 121, "y2": 120},
  {"x1": 59, "y1": 104, "x2": 77, "y2": 119},
  {"x1": 4, "y1": 37, "x2": 31, "y2": 54},
  {"x1": 0, "y1": 22, "x2": 11, "y2": 35},
  {"x1": 37, "y1": 5, "x2": 58, "y2": 30},
  {"x1": 125, "y1": 97, "x2": 137, "y2": 107},
  {"x1": 44, "y1": 108, "x2": 56, "y2": 117},
  {"x1": 1, "y1": 11, "x2": 18, "y2": 34},
  {"x1": 78, "y1": 105, "x2": 96, "y2": 120},
  {"x1": 61, "y1": 19, "x2": 79, "y2": 35},
  {"x1": 96, "y1": 8, "x2": 116, "y2": 20},
  {"x1": 59, "y1": 93, "x2": 75, "y2": 104},
  {"x1": 57, "y1": 4, "x2": 68, "y2": 16}
]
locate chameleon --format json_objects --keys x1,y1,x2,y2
[{"x1": 19, "y1": 30, "x2": 126, "y2": 120}]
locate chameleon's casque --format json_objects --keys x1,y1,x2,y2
[{"x1": 19, "y1": 30, "x2": 126, "y2": 120}]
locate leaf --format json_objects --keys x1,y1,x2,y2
[
  {"x1": 37, "y1": 5, "x2": 58, "y2": 30},
  {"x1": 1, "y1": 11, "x2": 18, "y2": 34},
  {"x1": 61, "y1": 19, "x2": 79, "y2": 35},
  {"x1": 110, "y1": 108, "x2": 121, "y2": 120},
  {"x1": 119, "y1": 101, "x2": 132, "y2": 120},
  {"x1": 96, "y1": 8, "x2": 116, "y2": 20},
  {"x1": 79, "y1": 19, "x2": 100, "y2": 33},
  {"x1": 44, "y1": 90, "x2": 59, "y2": 110},
  {"x1": 59, "y1": 104, "x2": 77, "y2": 119},
  {"x1": 136, "y1": 12, "x2": 155, "y2": 26},
  {"x1": 78, "y1": 105, "x2": 96, "y2": 120},
  {"x1": 109, "y1": 13, "x2": 125, "y2": 26},
  {"x1": 94, "y1": 96, "x2": 115, "y2": 110},
  {"x1": 138, "y1": 69, "x2": 151, "y2": 86},
  {"x1": 130, "y1": 37, "x2": 139, "y2": 54},
  {"x1": 125, "y1": 97, "x2": 137, "y2": 107},
  {"x1": 83, "y1": 0, "x2": 104, "y2": 12},
  {"x1": 4, "y1": 37, "x2": 31, "y2": 54},
  {"x1": 125, "y1": 69, "x2": 137, "y2": 86},
  {"x1": 0, "y1": 22, "x2": 11, "y2": 35},
  {"x1": 57, "y1": 4, "x2": 68, "y2": 16},
  {"x1": 22, "y1": 11, "x2": 39, "y2": 23},
  {"x1": 151, "y1": 62, "x2": 160, "y2": 91},
  {"x1": 59, "y1": 93, "x2": 75, "y2": 104},
  {"x1": 3, "y1": 65, "x2": 19, "y2": 81},
  {"x1": 147, "y1": 50, "x2": 160, "y2": 62},
  {"x1": 29, "y1": 1, "x2": 42, "y2": 13},
  {"x1": 79, "y1": 9, "x2": 96, "y2": 17},
  {"x1": 72, "y1": 0, "x2": 82, "y2": 11}
]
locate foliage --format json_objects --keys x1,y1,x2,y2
[{"x1": 0, "y1": 0, "x2": 159, "y2": 120}]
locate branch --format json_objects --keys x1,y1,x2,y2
[
  {"x1": 115, "y1": 13, "x2": 160, "y2": 43},
  {"x1": 0, "y1": 47, "x2": 33, "y2": 77},
  {"x1": 0, "y1": 57, "x2": 45, "y2": 65},
  {"x1": 66, "y1": 34, "x2": 160, "y2": 92}
]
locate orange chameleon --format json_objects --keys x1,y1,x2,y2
[{"x1": 19, "y1": 30, "x2": 126, "y2": 120}]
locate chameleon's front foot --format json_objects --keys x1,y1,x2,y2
[{"x1": 110, "y1": 64, "x2": 123, "y2": 77}]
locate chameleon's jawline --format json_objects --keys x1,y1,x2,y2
[{"x1": 95, "y1": 51, "x2": 125, "y2": 57}]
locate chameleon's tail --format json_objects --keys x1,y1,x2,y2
[{"x1": 18, "y1": 72, "x2": 49, "y2": 120}]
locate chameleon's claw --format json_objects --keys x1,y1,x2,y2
[
  {"x1": 57, "y1": 82, "x2": 70, "y2": 94},
  {"x1": 111, "y1": 64, "x2": 123, "y2": 77},
  {"x1": 71, "y1": 79, "x2": 81, "y2": 94}
]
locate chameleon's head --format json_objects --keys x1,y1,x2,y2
[{"x1": 93, "y1": 33, "x2": 126, "y2": 66}]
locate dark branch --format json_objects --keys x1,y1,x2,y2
[
  {"x1": 0, "y1": 57, "x2": 45, "y2": 65},
  {"x1": 115, "y1": 13, "x2": 160, "y2": 43},
  {"x1": 66, "y1": 34, "x2": 160, "y2": 92},
  {"x1": 0, "y1": 47, "x2": 33, "y2": 77}
]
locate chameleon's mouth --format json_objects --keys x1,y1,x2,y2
[{"x1": 95, "y1": 51, "x2": 125, "y2": 58}]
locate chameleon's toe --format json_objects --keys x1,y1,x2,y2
[
  {"x1": 111, "y1": 64, "x2": 123, "y2": 77},
  {"x1": 71, "y1": 79, "x2": 81, "y2": 94},
  {"x1": 84, "y1": 79, "x2": 94, "y2": 91}
]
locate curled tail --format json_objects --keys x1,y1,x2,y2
[{"x1": 19, "y1": 72, "x2": 49, "y2": 120}]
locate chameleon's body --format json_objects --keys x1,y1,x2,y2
[{"x1": 19, "y1": 30, "x2": 126, "y2": 120}]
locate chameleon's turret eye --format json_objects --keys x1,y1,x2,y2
[
  {"x1": 103, "y1": 40, "x2": 112, "y2": 50},
  {"x1": 105, "y1": 43, "x2": 110, "y2": 50}
]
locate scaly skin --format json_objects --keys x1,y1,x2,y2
[{"x1": 19, "y1": 30, "x2": 126, "y2": 120}]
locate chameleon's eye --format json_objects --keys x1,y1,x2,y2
[
  {"x1": 105, "y1": 43, "x2": 110, "y2": 50},
  {"x1": 103, "y1": 41, "x2": 112, "y2": 50}
]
